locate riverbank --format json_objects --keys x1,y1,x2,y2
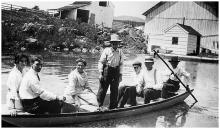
[
  {"x1": 157, "y1": 53, "x2": 219, "y2": 63},
  {"x1": 2, "y1": 50, "x2": 218, "y2": 63}
]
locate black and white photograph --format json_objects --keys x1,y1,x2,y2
[{"x1": 1, "y1": 0, "x2": 218, "y2": 127}]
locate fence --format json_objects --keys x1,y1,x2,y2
[{"x1": 1, "y1": 3, "x2": 50, "y2": 16}]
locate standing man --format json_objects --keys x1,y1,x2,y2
[
  {"x1": 19, "y1": 55, "x2": 65, "y2": 114},
  {"x1": 97, "y1": 34, "x2": 124, "y2": 110}
]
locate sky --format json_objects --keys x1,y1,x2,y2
[{"x1": 2, "y1": 0, "x2": 158, "y2": 19}]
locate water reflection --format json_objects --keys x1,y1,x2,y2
[
  {"x1": 69, "y1": 102, "x2": 190, "y2": 128},
  {"x1": 1, "y1": 54, "x2": 218, "y2": 127}
]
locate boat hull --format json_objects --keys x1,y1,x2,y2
[{"x1": 2, "y1": 90, "x2": 193, "y2": 127}]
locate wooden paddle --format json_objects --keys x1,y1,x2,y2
[
  {"x1": 153, "y1": 50, "x2": 198, "y2": 102},
  {"x1": 77, "y1": 96, "x2": 98, "y2": 107}
]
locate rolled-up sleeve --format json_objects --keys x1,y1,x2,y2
[{"x1": 180, "y1": 68, "x2": 190, "y2": 85}]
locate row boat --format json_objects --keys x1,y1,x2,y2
[{"x1": 2, "y1": 89, "x2": 193, "y2": 127}]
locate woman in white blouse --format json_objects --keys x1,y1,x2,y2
[
  {"x1": 64, "y1": 58, "x2": 98, "y2": 111},
  {"x1": 6, "y1": 53, "x2": 29, "y2": 116}
]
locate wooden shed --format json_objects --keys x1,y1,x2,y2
[
  {"x1": 143, "y1": 2, "x2": 218, "y2": 54},
  {"x1": 165, "y1": 23, "x2": 201, "y2": 55}
]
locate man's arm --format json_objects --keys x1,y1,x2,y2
[
  {"x1": 30, "y1": 80, "x2": 57, "y2": 101},
  {"x1": 98, "y1": 48, "x2": 107, "y2": 74}
]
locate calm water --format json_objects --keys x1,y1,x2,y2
[{"x1": 1, "y1": 54, "x2": 218, "y2": 127}]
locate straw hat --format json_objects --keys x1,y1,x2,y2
[
  {"x1": 144, "y1": 56, "x2": 154, "y2": 63},
  {"x1": 168, "y1": 56, "x2": 180, "y2": 62},
  {"x1": 110, "y1": 34, "x2": 121, "y2": 42}
]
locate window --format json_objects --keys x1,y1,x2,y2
[
  {"x1": 172, "y1": 37, "x2": 178, "y2": 45},
  {"x1": 99, "y1": 1, "x2": 107, "y2": 7}
]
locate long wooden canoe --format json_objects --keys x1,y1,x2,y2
[{"x1": 2, "y1": 89, "x2": 193, "y2": 127}]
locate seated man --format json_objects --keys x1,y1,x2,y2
[
  {"x1": 140, "y1": 56, "x2": 162, "y2": 104},
  {"x1": 117, "y1": 56, "x2": 163, "y2": 108},
  {"x1": 161, "y1": 56, "x2": 190, "y2": 98},
  {"x1": 19, "y1": 55, "x2": 65, "y2": 114},
  {"x1": 117, "y1": 61, "x2": 142, "y2": 108}
]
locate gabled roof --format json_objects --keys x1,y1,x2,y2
[
  {"x1": 142, "y1": 2, "x2": 165, "y2": 16},
  {"x1": 164, "y1": 23, "x2": 202, "y2": 36},
  {"x1": 71, "y1": 1, "x2": 91, "y2": 5},
  {"x1": 58, "y1": 1, "x2": 91, "y2": 10},
  {"x1": 142, "y1": 1, "x2": 218, "y2": 17}
]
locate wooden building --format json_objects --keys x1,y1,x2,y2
[
  {"x1": 149, "y1": 23, "x2": 201, "y2": 55},
  {"x1": 48, "y1": 1, "x2": 114, "y2": 28},
  {"x1": 142, "y1": 1, "x2": 218, "y2": 55}
]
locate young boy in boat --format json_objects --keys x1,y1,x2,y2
[
  {"x1": 161, "y1": 56, "x2": 190, "y2": 98},
  {"x1": 6, "y1": 53, "x2": 29, "y2": 116},
  {"x1": 63, "y1": 58, "x2": 98, "y2": 112},
  {"x1": 97, "y1": 34, "x2": 124, "y2": 110},
  {"x1": 117, "y1": 56, "x2": 163, "y2": 108},
  {"x1": 19, "y1": 55, "x2": 66, "y2": 114}
]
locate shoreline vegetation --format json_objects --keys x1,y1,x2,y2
[{"x1": 2, "y1": 4, "x2": 218, "y2": 63}]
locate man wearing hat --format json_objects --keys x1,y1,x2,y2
[
  {"x1": 117, "y1": 60, "x2": 142, "y2": 108},
  {"x1": 161, "y1": 56, "x2": 190, "y2": 98},
  {"x1": 139, "y1": 56, "x2": 162, "y2": 104},
  {"x1": 97, "y1": 33, "x2": 124, "y2": 110},
  {"x1": 117, "y1": 56, "x2": 163, "y2": 107}
]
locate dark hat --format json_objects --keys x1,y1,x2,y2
[
  {"x1": 103, "y1": 41, "x2": 111, "y2": 47},
  {"x1": 168, "y1": 56, "x2": 180, "y2": 62},
  {"x1": 110, "y1": 34, "x2": 121, "y2": 42},
  {"x1": 132, "y1": 60, "x2": 142, "y2": 66},
  {"x1": 144, "y1": 56, "x2": 154, "y2": 63}
]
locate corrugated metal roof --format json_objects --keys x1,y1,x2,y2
[
  {"x1": 58, "y1": 1, "x2": 91, "y2": 10},
  {"x1": 58, "y1": 4, "x2": 87, "y2": 10}
]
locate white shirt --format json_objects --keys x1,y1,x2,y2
[
  {"x1": 6, "y1": 66, "x2": 22, "y2": 101},
  {"x1": 119, "y1": 69, "x2": 145, "y2": 93},
  {"x1": 64, "y1": 69, "x2": 89, "y2": 104},
  {"x1": 19, "y1": 68, "x2": 57, "y2": 101},
  {"x1": 64, "y1": 69, "x2": 89, "y2": 96},
  {"x1": 164, "y1": 66, "x2": 190, "y2": 85},
  {"x1": 142, "y1": 68, "x2": 163, "y2": 90},
  {"x1": 98, "y1": 47, "x2": 124, "y2": 74}
]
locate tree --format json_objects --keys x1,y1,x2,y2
[{"x1": 32, "y1": 6, "x2": 39, "y2": 10}]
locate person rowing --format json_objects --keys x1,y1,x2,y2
[{"x1": 161, "y1": 56, "x2": 191, "y2": 98}]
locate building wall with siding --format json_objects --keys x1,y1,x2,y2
[
  {"x1": 66, "y1": 2, "x2": 114, "y2": 28},
  {"x1": 164, "y1": 26, "x2": 188, "y2": 55},
  {"x1": 78, "y1": 1, "x2": 114, "y2": 28},
  {"x1": 144, "y1": 2, "x2": 218, "y2": 51},
  {"x1": 149, "y1": 25, "x2": 190, "y2": 55},
  {"x1": 187, "y1": 35, "x2": 197, "y2": 54}
]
